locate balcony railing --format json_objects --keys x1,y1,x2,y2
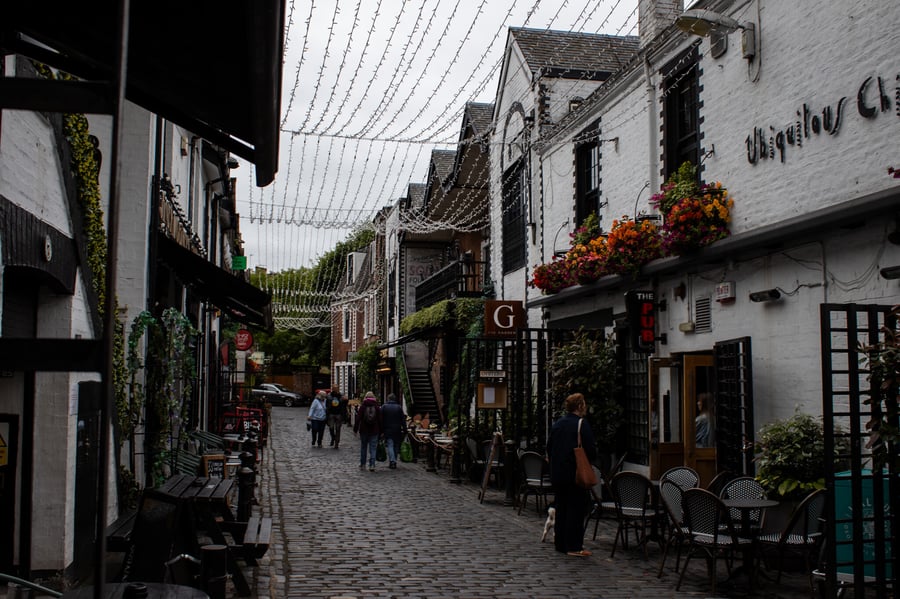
[{"x1": 415, "y1": 259, "x2": 486, "y2": 311}]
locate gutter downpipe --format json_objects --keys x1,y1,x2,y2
[{"x1": 644, "y1": 54, "x2": 659, "y2": 201}]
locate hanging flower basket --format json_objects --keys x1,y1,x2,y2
[
  {"x1": 604, "y1": 216, "x2": 662, "y2": 275},
  {"x1": 530, "y1": 258, "x2": 575, "y2": 294}
]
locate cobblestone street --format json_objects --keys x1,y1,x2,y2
[{"x1": 234, "y1": 407, "x2": 813, "y2": 599}]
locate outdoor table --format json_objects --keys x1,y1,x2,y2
[
  {"x1": 722, "y1": 497, "x2": 779, "y2": 588},
  {"x1": 156, "y1": 475, "x2": 250, "y2": 596}
]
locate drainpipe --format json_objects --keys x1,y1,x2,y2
[
  {"x1": 644, "y1": 55, "x2": 660, "y2": 195},
  {"x1": 187, "y1": 136, "x2": 199, "y2": 222}
]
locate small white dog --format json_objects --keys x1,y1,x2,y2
[{"x1": 540, "y1": 506, "x2": 557, "y2": 542}]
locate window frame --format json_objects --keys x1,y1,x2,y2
[{"x1": 501, "y1": 157, "x2": 527, "y2": 273}]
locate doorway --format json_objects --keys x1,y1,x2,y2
[{"x1": 682, "y1": 354, "x2": 716, "y2": 485}]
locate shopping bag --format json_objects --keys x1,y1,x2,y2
[
  {"x1": 574, "y1": 418, "x2": 597, "y2": 489},
  {"x1": 399, "y1": 439, "x2": 413, "y2": 463},
  {"x1": 376, "y1": 440, "x2": 387, "y2": 462}
]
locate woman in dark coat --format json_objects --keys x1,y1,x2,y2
[{"x1": 547, "y1": 392, "x2": 597, "y2": 556}]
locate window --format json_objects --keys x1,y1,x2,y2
[
  {"x1": 663, "y1": 49, "x2": 700, "y2": 179},
  {"x1": 501, "y1": 158, "x2": 527, "y2": 273},
  {"x1": 575, "y1": 135, "x2": 601, "y2": 227},
  {"x1": 346, "y1": 254, "x2": 355, "y2": 285},
  {"x1": 342, "y1": 308, "x2": 351, "y2": 342}
]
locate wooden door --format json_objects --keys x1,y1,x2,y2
[
  {"x1": 682, "y1": 354, "x2": 716, "y2": 486},
  {"x1": 648, "y1": 357, "x2": 680, "y2": 479}
]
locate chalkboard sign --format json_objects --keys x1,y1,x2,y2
[
  {"x1": 478, "y1": 433, "x2": 502, "y2": 503},
  {"x1": 202, "y1": 454, "x2": 227, "y2": 479}
]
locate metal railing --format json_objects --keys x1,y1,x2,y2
[{"x1": 414, "y1": 259, "x2": 486, "y2": 311}]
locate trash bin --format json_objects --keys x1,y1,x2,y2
[{"x1": 834, "y1": 469, "x2": 892, "y2": 578}]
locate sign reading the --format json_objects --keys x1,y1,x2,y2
[
  {"x1": 235, "y1": 329, "x2": 254, "y2": 351},
  {"x1": 626, "y1": 290, "x2": 656, "y2": 354},
  {"x1": 484, "y1": 300, "x2": 525, "y2": 338}
]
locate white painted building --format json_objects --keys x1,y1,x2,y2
[{"x1": 489, "y1": 0, "x2": 900, "y2": 484}]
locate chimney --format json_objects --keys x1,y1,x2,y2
[{"x1": 638, "y1": 0, "x2": 684, "y2": 48}]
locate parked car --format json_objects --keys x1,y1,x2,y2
[{"x1": 251, "y1": 383, "x2": 307, "y2": 407}]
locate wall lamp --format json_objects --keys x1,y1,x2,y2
[
  {"x1": 749, "y1": 288, "x2": 781, "y2": 302},
  {"x1": 675, "y1": 9, "x2": 756, "y2": 61},
  {"x1": 880, "y1": 265, "x2": 900, "y2": 280}
]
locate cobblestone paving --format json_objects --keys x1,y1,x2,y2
[{"x1": 236, "y1": 407, "x2": 814, "y2": 599}]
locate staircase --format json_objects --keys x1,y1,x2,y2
[{"x1": 406, "y1": 368, "x2": 440, "y2": 425}]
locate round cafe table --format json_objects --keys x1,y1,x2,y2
[{"x1": 61, "y1": 583, "x2": 209, "y2": 599}]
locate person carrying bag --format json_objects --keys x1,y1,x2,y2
[{"x1": 547, "y1": 392, "x2": 597, "y2": 557}]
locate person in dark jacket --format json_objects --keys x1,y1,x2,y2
[
  {"x1": 353, "y1": 391, "x2": 382, "y2": 471},
  {"x1": 326, "y1": 387, "x2": 349, "y2": 448},
  {"x1": 547, "y1": 392, "x2": 597, "y2": 556},
  {"x1": 380, "y1": 393, "x2": 407, "y2": 469}
]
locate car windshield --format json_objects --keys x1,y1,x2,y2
[{"x1": 272, "y1": 384, "x2": 287, "y2": 391}]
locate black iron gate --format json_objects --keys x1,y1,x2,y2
[
  {"x1": 714, "y1": 336, "x2": 754, "y2": 476},
  {"x1": 820, "y1": 303, "x2": 898, "y2": 598},
  {"x1": 455, "y1": 328, "x2": 576, "y2": 453}
]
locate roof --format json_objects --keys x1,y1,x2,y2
[
  {"x1": 464, "y1": 102, "x2": 495, "y2": 138},
  {"x1": 4, "y1": 0, "x2": 284, "y2": 186},
  {"x1": 509, "y1": 28, "x2": 639, "y2": 79},
  {"x1": 431, "y1": 150, "x2": 457, "y2": 185},
  {"x1": 406, "y1": 183, "x2": 427, "y2": 211}
]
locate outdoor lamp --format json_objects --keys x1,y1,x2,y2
[
  {"x1": 880, "y1": 265, "x2": 900, "y2": 280},
  {"x1": 675, "y1": 9, "x2": 756, "y2": 60},
  {"x1": 749, "y1": 288, "x2": 781, "y2": 302}
]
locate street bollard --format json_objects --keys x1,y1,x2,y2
[
  {"x1": 237, "y1": 465, "x2": 256, "y2": 521},
  {"x1": 426, "y1": 430, "x2": 436, "y2": 472},
  {"x1": 504, "y1": 438, "x2": 517, "y2": 506},
  {"x1": 450, "y1": 433, "x2": 462, "y2": 484},
  {"x1": 201, "y1": 544, "x2": 228, "y2": 599}
]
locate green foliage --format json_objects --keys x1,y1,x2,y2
[
  {"x1": 353, "y1": 341, "x2": 380, "y2": 395},
  {"x1": 548, "y1": 329, "x2": 621, "y2": 448},
  {"x1": 127, "y1": 309, "x2": 199, "y2": 486},
  {"x1": 399, "y1": 298, "x2": 484, "y2": 337},
  {"x1": 754, "y1": 411, "x2": 828, "y2": 500},
  {"x1": 859, "y1": 307, "x2": 900, "y2": 471}
]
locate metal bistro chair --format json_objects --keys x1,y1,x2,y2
[
  {"x1": 517, "y1": 451, "x2": 553, "y2": 515},
  {"x1": 584, "y1": 465, "x2": 617, "y2": 540},
  {"x1": 720, "y1": 476, "x2": 768, "y2": 533},
  {"x1": 755, "y1": 489, "x2": 826, "y2": 589},
  {"x1": 676, "y1": 488, "x2": 753, "y2": 595},
  {"x1": 705, "y1": 470, "x2": 737, "y2": 497},
  {"x1": 609, "y1": 471, "x2": 655, "y2": 558},
  {"x1": 660, "y1": 466, "x2": 700, "y2": 491},
  {"x1": 657, "y1": 479, "x2": 690, "y2": 577}
]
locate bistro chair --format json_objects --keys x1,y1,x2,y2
[
  {"x1": 517, "y1": 451, "x2": 553, "y2": 515},
  {"x1": 721, "y1": 476, "x2": 768, "y2": 532},
  {"x1": 676, "y1": 488, "x2": 753, "y2": 595},
  {"x1": 609, "y1": 471, "x2": 655, "y2": 558},
  {"x1": 656, "y1": 479, "x2": 690, "y2": 577},
  {"x1": 660, "y1": 466, "x2": 700, "y2": 491},
  {"x1": 584, "y1": 466, "x2": 616, "y2": 540},
  {"x1": 705, "y1": 470, "x2": 737, "y2": 497},
  {"x1": 755, "y1": 489, "x2": 826, "y2": 589}
]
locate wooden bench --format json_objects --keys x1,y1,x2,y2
[
  {"x1": 106, "y1": 510, "x2": 137, "y2": 552},
  {"x1": 222, "y1": 516, "x2": 273, "y2": 566},
  {"x1": 171, "y1": 448, "x2": 202, "y2": 476},
  {"x1": 189, "y1": 429, "x2": 226, "y2": 452}
]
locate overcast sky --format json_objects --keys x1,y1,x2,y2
[{"x1": 235, "y1": 0, "x2": 641, "y2": 274}]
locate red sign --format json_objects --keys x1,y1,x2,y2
[
  {"x1": 235, "y1": 329, "x2": 254, "y2": 351},
  {"x1": 625, "y1": 290, "x2": 656, "y2": 353}
]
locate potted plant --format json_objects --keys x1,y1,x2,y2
[{"x1": 754, "y1": 411, "x2": 828, "y2": 502}]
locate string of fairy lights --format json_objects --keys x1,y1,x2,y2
[{"x1": 237, "y1": 0, "x2": 733, "y2": 332}]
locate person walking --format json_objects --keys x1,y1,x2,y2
[
  {"x1": 307, "y1": 391, "x2": 328, "y2": 448},
  {"x1": 380, "y1": 393, "x2": 406, "y2": 469},
  {"x1": 326, "y1": 388, "x2": 348, "y2": 448},
  {"x1": 353, "y1": 391, "x2": 382, "y2": 471},
  {"x1": 547, "y1": 392, "x2": 597, "y2": 556}
]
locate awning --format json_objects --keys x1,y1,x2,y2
[
  {"x1": 157, "y1": 233, "x2": 272, "y2": 332},
  {"x1": 2, "y1": 0, "x2": 283, "y2": 186}
]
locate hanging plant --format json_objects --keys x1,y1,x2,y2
[{"x1": 604, "y1": 216, "x2": 662, "y2": 275}]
